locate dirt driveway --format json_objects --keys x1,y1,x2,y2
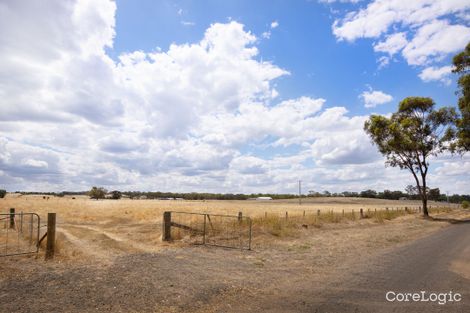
[{"x1": 0, "y1": 213, "x2": 468, "y2": 313}]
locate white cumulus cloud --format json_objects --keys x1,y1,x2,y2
[
  {"x1": 0, "y1": 0, "x2": 468, "y2": 194},
  {"x1": 331, "y1": 0, "x2": 470, "y2": 78},
  {"x1": 418, "y1": 65, "x2": 453, "y2": 85},
  {"x1": 360, "y1": 89, "x2": 393, "y2": 108}
]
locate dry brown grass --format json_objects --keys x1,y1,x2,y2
[
  {"x1": 0, "y1": 194, "x2": 453, "y2": 222},
  {"x1": 0, "y1": 195, "x2": 461, "y2": 262}
]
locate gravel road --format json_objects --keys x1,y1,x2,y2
[
  {"x1": 314, "y1": 223, "x2": 470, "y2": 313},
  {"x1": 0, "y1": 217, "x2": 467, "y2": 313}
]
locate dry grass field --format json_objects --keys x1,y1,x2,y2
[
  {"x1": 0, "y1": 194, "x2": 459, "y2": 261},
  {"x1": 0, "y1": 194, "x2": 467, "y2": 312}
]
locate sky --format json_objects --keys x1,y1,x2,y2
[{"x1": 0, "y1": 0, "x2": 469, "y2": 194}]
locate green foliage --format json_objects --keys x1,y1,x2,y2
[
  {"x1": 0, "y1": 189, "x2": 6, "y2": 198},
  {"x1": 452, "y1": 42, "x2": 470, "y2": 152},
  {"x1": 462, "y1": 200, "x2": 469, "y2": 209},
  {"x1": 428, "y1": 188, "x2": 441, "y2": 201},
  {"x1": 88, "y1": 186, "x2": 107, "y2": 200},
  {"x1": 360, "y1": 189, "x2": 377, "y2": 198},
  {"x1": 110, "y1": 190, "x2": 122, "y2": 200},
  {"x1": 364, "y1": 97, "x2": 457, "y2": 215}
]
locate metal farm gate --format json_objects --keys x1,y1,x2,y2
[
  {"x1": 0, "y1": 212, "x2": 40, "y2": 257},
  {"x1": 163, "y1": 211, "x2": 252, "y2": 250}
]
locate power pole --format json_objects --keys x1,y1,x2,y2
[{"x1": 299, "y1": 180, "x2": 302, "y2": 205}]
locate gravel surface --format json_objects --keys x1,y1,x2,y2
[
  {"x1": 313, "y1": 223, "x2": 470, "y2": 313},
  {"x1": 0, "y1": 215, "x2": 468, "y2": 313}
]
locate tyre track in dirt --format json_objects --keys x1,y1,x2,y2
[
  {"x1": 57, "y1": 224, "x2": 161, "y2": 262},
  {"x1": 57, "y1": 227, "x2": 113, "y2": 262},
  {"x1": 63, "y1": 224, "x2": 161, "y2": 253}
]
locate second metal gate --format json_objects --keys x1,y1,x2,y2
[{"x1": 165, "y1": 211, "x2": 252, "y2": 250}]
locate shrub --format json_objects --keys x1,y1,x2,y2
[
  {"x1": 88, "y1": 186, "x2": 107, "y2": 200},
  {"x1": 110, "y1": 190, "x2": 122, "y2": 200},
  {"x1": 462, "y1": 201, "x2": 469, "y2": 209},
  {"x1": 0, "y1": 189, "x2": 6, "y2": 198}
]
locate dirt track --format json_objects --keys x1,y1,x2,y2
[{"x1": 2, "y1": 214, "x2": 468, "y2": 313}]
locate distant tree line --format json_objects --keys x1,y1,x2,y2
[
  {"x1": 7, "y1": 187, "x2": 470, "y2": 204},
  {"x1": 308, "y1": 187, "x2": 470, "y2": 203},
  {"x1": 121, "y1": 191, "x2": 299, "y2": 201}
]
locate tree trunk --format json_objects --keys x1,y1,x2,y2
[
  {"x1": 421, "y1": 176, "x2": 429, "y2": 217},
  {"x1": 422, "y1": 197, "x2": 428, "y2": 216}
]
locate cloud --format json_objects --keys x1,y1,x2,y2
[
  {"x1": 418, "y1": 65, "x2": 453, "y2": 85},
  {"x1": 331, "y1": 0, "x2": 470, "y2": 77},
  {"x1": 332, "y1": 1, "x2": 470, "y2": 42},
  {"x1": 181, "y1": 21, "x2": 195, "y2": 26},
  {"x1": 401, "y1": 20, "x2": 470, "y2": 66},
  {"x1": 377, "y1": 56, "x2": 390, "y2": 69},
  {"x1": 0, "y1": 0, "x2": 468, "y2": 194},
  {"x1": 262, "y1": 20, "x2": 279, "y2": 39},
  {"x1": 373, "y1": 32, "x2": 407, "y2": 56},
  {"x1": 360, "y1": 89, "x2": 393, "y2": 108},
  {"x1": 319, "y1": 0, "x2": 362, "y2": 3}
]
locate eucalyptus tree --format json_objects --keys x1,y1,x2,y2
[
  {"x1": 452, "y1": 42, "x2": 470, "y2": 152},
  {"x1": 364, "y1": 97, "x2": 457, "y2": 216}
]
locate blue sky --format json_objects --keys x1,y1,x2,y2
[
  {"x1": 0, "y1": 0, "x2": 469, "y2": 194},
  {"x1": 111, "y1": 0, "x2": 459, "y2": 114}
]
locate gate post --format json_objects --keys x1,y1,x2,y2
[
  {"x1": 9, "y1": 208, "x2": 15, "y2": 229},
  {"x1": 238, "y1": 211, "x2": 243, "y2": 222},
  {"x1": 45, "y1": 213, "x2": 56, "y2": 260},
  {"x1": 162, "y1": 211, "x2": 172, "y2": 241},
  {"x1": 203, "y1": 214, "x2": 206, "y2": 244}
]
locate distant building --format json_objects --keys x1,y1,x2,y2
[{"x1": 256, "y1": 197, "x2": 273, "y2": 200}]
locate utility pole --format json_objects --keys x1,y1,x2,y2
[{"x1": 299, "y1": 180, "x2": 302, "y2": 205}]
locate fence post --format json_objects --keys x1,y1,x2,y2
[
  {"x1": 203, "y1": 214, "x2": 206, "y2": 245},
  {"x1": 342, "y1": 209, "x2": 344, "y2": 217},
  {"x1": 248, "y1": 218, "x2": 252, "y2": 251},
  {"x1": 360, "y1": 208, "x2": 364, "y2": 219},
  {"x1": 317, "y1": 209, "x2": 320, "y2": 216},
  {"x1": 29, "y1": 214, "x2": 34, "y2": 245},
  {"x1": 162, "y1": 211, "x2": 172, "y2": 241},
  {"x1": 303, "y1": 210, "x2": 305, "y2": 218},
  {"x1": 419, "y1": 206, "x2": 421, "y2": 213},
  {"x1": 20, "y1": 211, "x2": 23, "y2": 233},
  {"x1": 265, "y1": 211, "x2": 267, "y2": 219},
  {"x1": 238, "y1": 211, "x2": 243, "y2": 222},
  {"x1": 9, "y1": 208, "x2": 15, "y2": 229},
  {"x1": 285, "y1": 211, "x2": 288, "y2": 220},
  {"x1": 45, "y1": 213, "x2": 56, "y2": 260}
]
